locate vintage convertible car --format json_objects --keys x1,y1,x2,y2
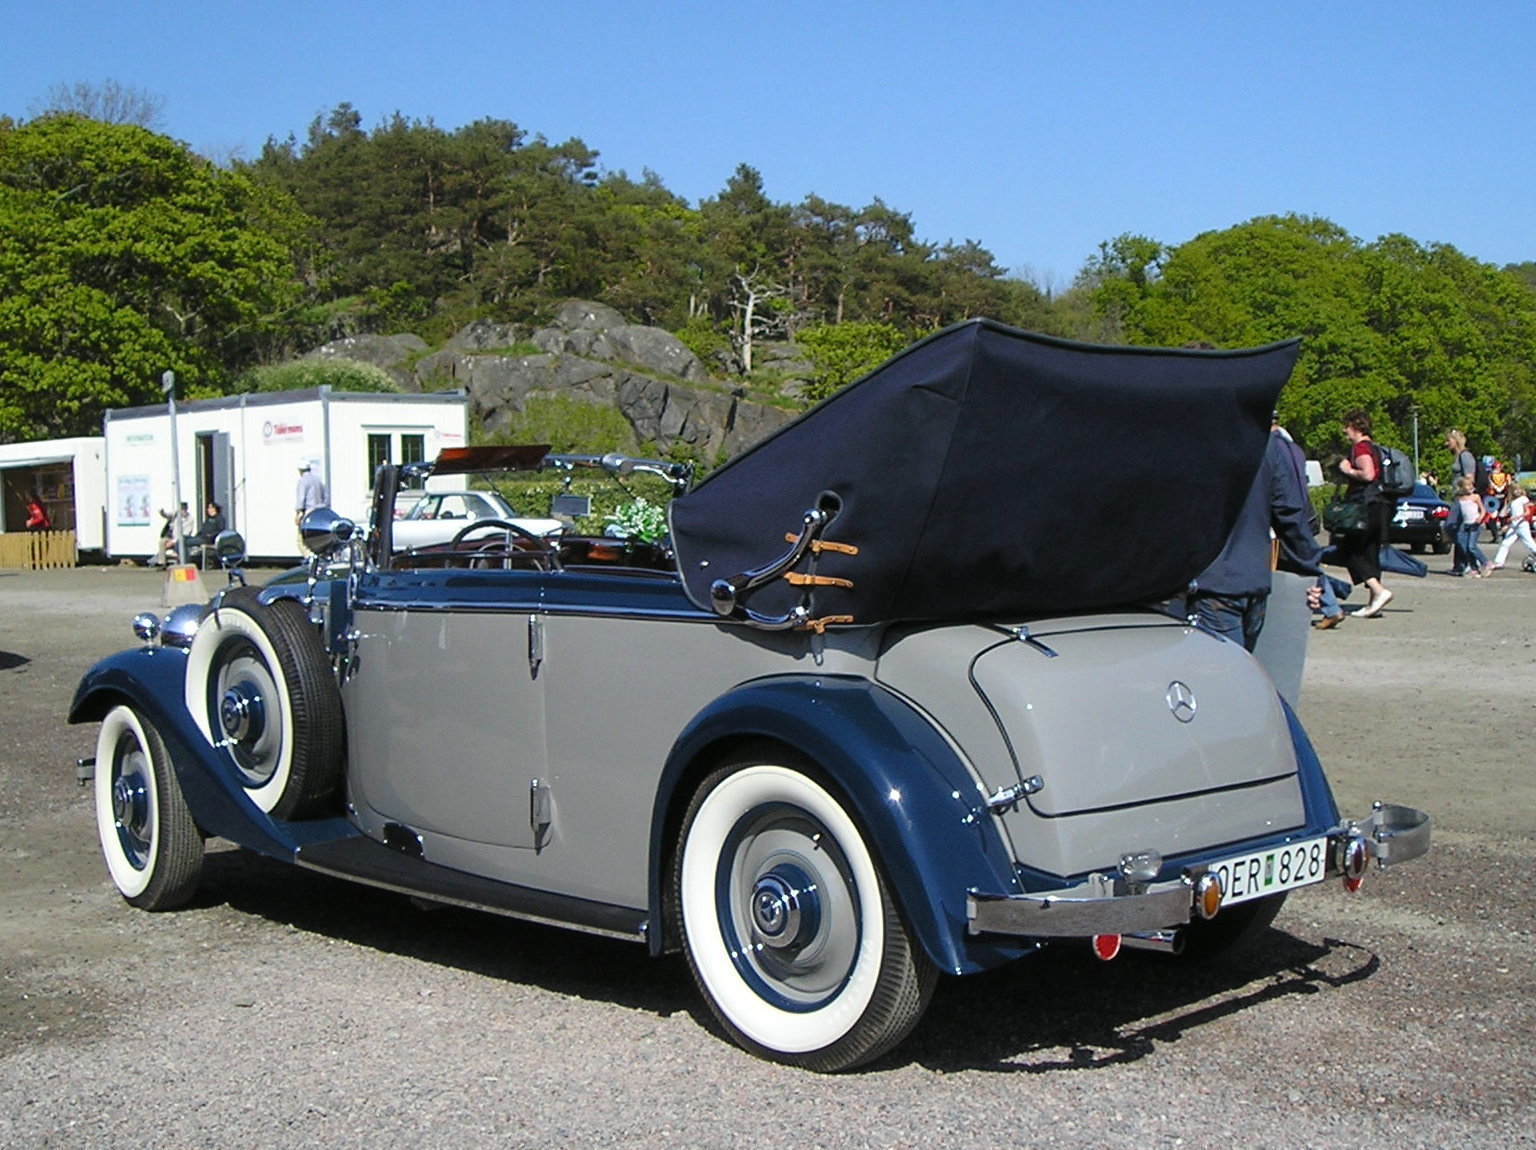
[{"x1": 71, "y1": 321, "x2": 1430, "y2": 1072}]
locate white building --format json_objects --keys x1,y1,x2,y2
[
  {"x1": 103, "y1": 388, "x2": 468, "y2": 562},
  {"x1": 0, "y1": 436, "x2": 108, "y2": 552}
]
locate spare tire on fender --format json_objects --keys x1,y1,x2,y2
[{"x1": 184, "y1": 588, "x2": 344, "y2": 819}]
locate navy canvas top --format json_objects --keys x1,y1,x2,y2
[{"x1": 669, "y1": 319, "x2": 1301, "y2": 626}]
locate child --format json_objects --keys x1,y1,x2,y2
[
  {"x1": 1490, "y1": 481, "x2": 1536, "y2": 570},
  {"x1": 1449, "y1": 475, "x2": 1489, "y2": 577}
]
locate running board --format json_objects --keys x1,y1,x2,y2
[{"x1": 295, "y1": 836, "x2": 647, "y2": 942}]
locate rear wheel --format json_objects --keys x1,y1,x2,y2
[
  {"x1": 94, "y1": 705, "x2": 203, "y2": 910},
  {"x1": 184, "y1": 589, "x2": 344, "y2": 818},
  {"x1": 674, "y1": 752, "x2": 936, "y2": 1071}
]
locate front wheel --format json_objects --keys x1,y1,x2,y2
[
  {"x1": 674, "y1": 753, "x2": 936, "y2": 1071},
  {"x1": 94, "y1": 705, "x2": 204, "y2": 909}
]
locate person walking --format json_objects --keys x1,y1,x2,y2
[
  {"x1": 1490, "y1": 481, "x2": 1536, "y2": 570},
  {"x1": 1448, "y1": 476, "x2": 1490, "y2": 577},
  {"x1": 1335, "y1": 409, "x2": 1393, "y2": 617},
  {"x1": 1445, "y1": 430, "x2": 1475, "y2": 494},
  {"x1": 295, "y1": 463, "x2": 329, "y2": 527}
]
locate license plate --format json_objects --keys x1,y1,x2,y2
[
  {"x1": 1207, "y1": 838, "x2": 1327, "y2": 906},
  {"x1": 1395, "y1": 507, "x2": 1423, "y2": 523}
]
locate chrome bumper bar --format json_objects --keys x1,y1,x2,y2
[
  {"x1": 967, "y1": 802, "x2": 1431, "y2": 939},
  {"x1": 1350, "y1": 802, "x2": 1431, "y2": 866}
]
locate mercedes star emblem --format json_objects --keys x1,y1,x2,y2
[{"x1": 1166, "y1": 681, "x2": 1197, "y2": 723}]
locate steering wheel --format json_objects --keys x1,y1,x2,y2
[{"x1": 449, "y1": 519, "x2": 561, "y2": 570}]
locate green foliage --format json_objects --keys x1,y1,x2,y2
[
  {"x1": 0, "y1": 115, "x2": 302, "y2": 440},
  {"x1": 604, "y1": 496, "x2": 668, "y2": 542},
  {"x1": 482, "y1": 393, "x2": 635, "y2": 453},
  {"x1": 235, "y1": 358, "x2": 397, "y2": 394},
  {"x1": 1084, "y1": 214, "x2": 1536, "y2": 471},
  {"x1": 493, "y1": 470, "x2": 678, "y2": 536},
  {"x1": 798, "y1": 322, "x2": 914, "y2": 401}
]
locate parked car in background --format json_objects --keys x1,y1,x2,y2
[
  {"x1": 390, "y1": 488, "x2": 561, "y2": 551},
  {"x1": 1388, "y1": 482, "x2": 1451, "y2": 554},
  {"x1": 69, "y1": 322, "x2": 1430, "y2": 1071}
]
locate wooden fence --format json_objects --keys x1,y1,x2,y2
[{"x1": 0, "y1": 530, "x2": 77, "y2": 570}]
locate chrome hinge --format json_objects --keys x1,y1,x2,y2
[
  {"x1": 530, "y1": 778, "x2": 552, "y2": 850},
  {"x1": 527, "y1": 615, "x2": 544, "y2": 680},
  {"x1": 985, "y1": 775, "x2": 1043, "y2": 812}
]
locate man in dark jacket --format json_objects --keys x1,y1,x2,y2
[{"x1": 1186, "y1": 423, "x2": 1323, "y2": 651}]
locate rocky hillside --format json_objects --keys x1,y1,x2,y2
[{"x1": 307, "y1": 301, "x2": 800, "y2": 459}]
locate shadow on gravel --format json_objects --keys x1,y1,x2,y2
[
  {"x1": 197, "y1": 847, "x2": 697, "y2": 1016},
  {"x1": 897, "y1": 930, "x2": 1380, "y2": 1073},
  {"x1": 0, "y1": 650, "x2": 30, "y2": 670},
  {"x1": 193, "y1": 846, "x2": 1382, "y2": 1072}
]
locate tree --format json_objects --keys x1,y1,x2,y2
[
  {"x1": 29, "y1": 80, "x2": 166, "y2": 129},
  {"x1": 798, "y1": 322, "x2": 912, "y2": 401},
  {"x1": 1081, "y1": 214, "x2": 1536, "y2": 464},
  {"x1": 0, "y1": 116, "x2": 303, "y2": 441}
]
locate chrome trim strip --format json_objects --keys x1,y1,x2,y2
[
  {"x1": 292, "y1": 856, "x2": 647, "y2": 943},
  {"x1": 353, "y1": 600, "x2": 715, "y2": 623}
]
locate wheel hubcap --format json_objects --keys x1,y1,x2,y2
[
  {"x1": 750, "y1": 864, "x2": 820, "y2": 951},
  {"x1": 111, "y1": 746, "x2": 153, "y2": 869},
  {"x1": 718, "y1": 804, "x2": 862, "y2": 1010},
  {"x1": 219, "y1": 682, "x2": 265, "y2": 743}
]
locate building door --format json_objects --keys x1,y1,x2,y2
[{"x1": 195, "y1": 431, "x2": 236, "y2": 528}]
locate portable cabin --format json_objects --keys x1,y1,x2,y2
[
  {"x1": 103, "y1": 388, "x2": 468, "y2": 563},
  {"x1": 0, "y1": 436, "x2": 108, "y2": 563}
]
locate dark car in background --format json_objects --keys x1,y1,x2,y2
[{"x1": 1389, "y1": 482, "x2": 1451, "y2": 553}]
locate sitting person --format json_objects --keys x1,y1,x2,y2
[
  {"x1": 151, "y1": 502, "x2": 192, "y2": 567},
  {"x1": 181, "y1": 501, "x2": 226, "y2": 557}
]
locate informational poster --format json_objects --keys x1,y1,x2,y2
[{"x1": 116, "y1": 474, "x2": 151, "y2": 526}]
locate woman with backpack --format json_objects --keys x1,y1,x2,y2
[{"x1": 1336, "y1": 409, "x2": 1394, "y2": 617}]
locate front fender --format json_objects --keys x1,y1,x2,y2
[
  {"x1": 70, "y1": 648, "x2": 352, "y2": 857},
  {"x1": 649, "y1": 675, "x2": 1034, "y2": 975}
]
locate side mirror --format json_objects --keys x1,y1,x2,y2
[
  {"x1": 213, "y1": 529, "x2": 247, "y2": 566},
  {"x1": 300, "y1": 508, "x2": 356, "y2": 557}
]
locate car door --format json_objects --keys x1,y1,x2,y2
[{"x1": 342, "y1": 569, "x2": 550, "y2": 866}]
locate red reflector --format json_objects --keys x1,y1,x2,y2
[{"x1": 1092, "y1": 934, "x2": 1122, "y2": 961}]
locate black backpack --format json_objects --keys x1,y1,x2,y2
[
  {"x1": 1473, "y1": 455, "x2": 1492, "y2": 496},
  {"x1": 1375, "y1": 444, "x2": 1415, "y2": 499}
]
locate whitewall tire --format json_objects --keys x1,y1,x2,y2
[
  {"x1": 675, "y1": 752, "x2": 935, "y2": 1071},
  {"x1": 183, "y1": 590, "x2": 343, "y2": 819},
  {"x1": 94, "y1": 705, "x2": 203, "y2": 910}
]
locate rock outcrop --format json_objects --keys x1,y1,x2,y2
[{"x1": 375, "y1": 301, "x2": 798, "y2": 459}]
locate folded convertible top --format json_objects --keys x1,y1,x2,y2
[{"x1": 668, "y1": 319, "x2": 1300, "y2": 627}]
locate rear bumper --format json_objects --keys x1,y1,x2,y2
[{"x1": 967, "y1": 802, "x2": 1430, "y2": 939}]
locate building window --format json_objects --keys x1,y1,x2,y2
[
  {"x1": 402, "y1": 434, "x2": 426, "y2": 466},
  {"x1": 367, "y1": 434, "x2": 392, "y2": 487}
]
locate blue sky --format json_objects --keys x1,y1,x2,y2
[{"x1": 4, "y1": 1, "x2": 1532, "y2": 289}]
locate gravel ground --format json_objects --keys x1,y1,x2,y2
[{"x1": 1, "y1": 561, "x2": 1532, "y2": 1149}]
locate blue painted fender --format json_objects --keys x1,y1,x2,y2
[
  {"x1": 1281, "y1": 694, "x2": 1342, "y2": 832},
  {"x1": 649, "y1": 675, "x2": 1035, "y2": 976},
  {"x1": 69, "y1": 648, "x2": 354, "y2": 857}
]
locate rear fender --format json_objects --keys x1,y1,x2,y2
[
  {"x1": 69, "y1": 648, "x2": 351, "y2": 857},
  {"x1": 650, "y1": 675, "x2": 1033, "y2": 975}
]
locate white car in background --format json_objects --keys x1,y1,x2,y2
[{"x1": 390, "y1": 489, "x2": 561, "y2": 551}]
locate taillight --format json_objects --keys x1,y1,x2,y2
[
  {"x1": 1091, "y1": 934, "x2": 1122, "y2": 961},
  {"x1": 1431, "y1": 507, "x2": 1449, "y2": 520},
  {"x1": 1340, "y1": 834, "x2": 1370, "y2": 892}
]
